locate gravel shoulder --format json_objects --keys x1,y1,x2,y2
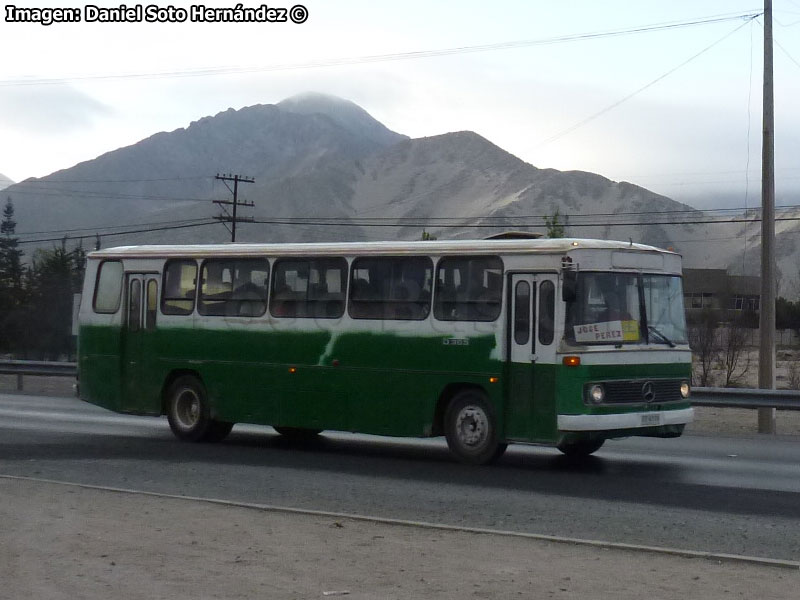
[
  {"x1": 2, "y1": 378, "x2": 799, "y2": 597},
  {"x1": 2, "y1": 478, "x2": 797, "y2": 600}
]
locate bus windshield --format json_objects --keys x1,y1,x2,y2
[{"x1": 565, "y1": 272, "x2": 687, "y2": 346}]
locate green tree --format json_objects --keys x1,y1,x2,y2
[
  {"x1": 0, "y1": 197, "x2": 26, "y2": 354},
  {"x1": 687, "y1": 308, "x2": 718, "y2": 386},
  {"x1": 23, "y1": 244, "x2": 85, "y2": 359},
  {"x1": 776, "y1": 296, "x2": 800, "y2": 333},
  {"x1": 544, "y1": 208, "x2": 567, "y2": 238},
  {"x1": 421, "y1": 229, "x2": 438, "y2": 241}
]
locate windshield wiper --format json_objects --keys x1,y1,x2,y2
[{"x1": 647, "y1": 325, "x2": 676, "y2": 347}]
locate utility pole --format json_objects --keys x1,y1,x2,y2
[
  {"x1": 214, "y1": 173, "x2": 255, "y2": 243},
  {"x1": 758, "y1": 0, "x2": 776, "y2": 434}
]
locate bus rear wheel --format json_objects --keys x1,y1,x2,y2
[
  {"x1": 444, "y1": 390, "x2": 506, "y2": 465},
  {"x1": 556, "y1": 438, "x2": 605, "y2": 457},
  {"x1": 166, "y1": 376, "x2": 232, "y2": 443}
]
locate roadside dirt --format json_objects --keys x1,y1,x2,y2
[
  {"x1": 1, "y1": 478, "x2": 797, "y2": 600},
  {"x1": 2, "y1": 378, "x2": 799, "y2": 597}
]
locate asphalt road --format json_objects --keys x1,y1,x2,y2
[{"x1": 2, "y1": 393, "x2": 799, "y2": 562}]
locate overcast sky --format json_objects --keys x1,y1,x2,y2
[{"x1": 1, "y1": 0, "x2": 799, "y2": 209}]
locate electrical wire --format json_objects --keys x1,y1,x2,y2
[
  {"x1": 743, "y1": 18, "x2": 755, "y2": 272},
  {"x1": 12, "y1": 201, "x2": 800, "y2": 240},
  {"x1": 16, "y1": 220, "x2": 219, "y2": 245},
  {"x1": 15, "y1": 217, "x2": 218, "y2": 237},
  {"x1": 537, "y1": 15, "x2": 758, "y2": 147},
  {"x1": 0, "y1": 12, "x2": 762, "y2": 87}
]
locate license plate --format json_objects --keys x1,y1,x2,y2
[{"x1": 641, "y1": 413, "x2": 661, "y2": 426}]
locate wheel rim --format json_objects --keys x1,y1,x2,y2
[
  {"x1": 454, "y1": 404, "x2": 489, "y2": 449},
  {"x1": 174, "y1": 388, "x2": 201, "y2": 430}
]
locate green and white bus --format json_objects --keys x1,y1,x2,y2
[{"x1": 77, "y1": 237, "x2": 693, "y2": 464}]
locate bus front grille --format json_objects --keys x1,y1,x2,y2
[{"x1": 588, "y1": 379, "x2": 683, "y2": 405}]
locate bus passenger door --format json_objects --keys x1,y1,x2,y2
[
  {"x1": 505, "y1": 273, "x2": 558, "y2": 441},
  {"x1": 506, "y1": 274, "x2": 535, "y2": 439},
  {"x1": 121, "y1": 274, "x2": 161, "y2": 415},
  {"x1": 531, "y1": 275, "x2": 558, "y2": 440}
]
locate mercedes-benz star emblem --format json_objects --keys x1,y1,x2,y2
[{"x1": 642, "y1": 381, "x2": 656, "y2": 403}]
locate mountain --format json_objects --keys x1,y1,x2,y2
[
  {"x1": 7, "y1": 94, "x2": 407, "y2": 245},
  {"x1": 277, "y1": 92, "x2": 405, "y2": 149},
  {"x1": 4, "y1": 92, "x2": 788, "y2": 290},
  {"x1": 0, "y1": 173, "x2": 13, "y2": 192}
]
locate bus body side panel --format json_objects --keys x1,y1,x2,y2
[
  {"x1": 150, "y1": 324, "x2": 286, "y2": 425},
  {"x1": 325, "y1": 328, "x2": 503, "y2": 437},
  {"x1": 78, "y1": 260, "x2": 123, "y2": 412},
  {"x1": 138, "y1": 324, "x2": 504, "y2": 437},
  {"x1": 504, "y1": 362, "x2": 560, "y2": 442},
  {"x1": 79, "y1": 323, "x2": 122, "y2": 412}
]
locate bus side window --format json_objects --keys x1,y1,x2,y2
[
  {"x1": 128, "y1": 279, "x2": 142, "y2": 332},
  {"x1": 349, "y1": 257, "x2": 432, "y2": 320},
  {"x1": 514, "y1": 281, "x2": 530, "y2": 345},
  {"x1": 434, "y1": 256, "x2": 503, "y2": 321},
  {"x1": 199, "y1": 258, "x2": 268, "y2": 317},
  {"x1": 93, "y1": 260, "x2": 123, "y2": 314},
  {"x1": 271, "y1": 258, "x2": 346, "y2": 319},
  {"x1": 145, "y1": 279, "x2": 158, "y2": 330},
  {"x1": 538, "y1": 280, "x2": 555, "y2": 345},
  {"x1": 162, "y1": 259, "x2": 197, "y2": 315}
]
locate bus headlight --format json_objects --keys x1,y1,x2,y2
[
  {"x1": 589, "y1": 384, "x2": 605, "y2": 404},
  {"x1": 680, "y1": 381, "x2": 690, "y2": 399}
]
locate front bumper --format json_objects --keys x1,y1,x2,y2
[{"x1": 557, "y1": 407, "x2": 694, "y2": 431}]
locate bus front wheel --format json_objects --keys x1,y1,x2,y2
[
  {"x1": 444, "y1": 390, "x2": 506, "y2": 465},
  {"x1": 166, "y1": 376, "x2": 232, "y2": 443}
]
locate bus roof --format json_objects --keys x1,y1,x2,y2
[{"x1": 88, "y1": 238, "x2": 678, "y2": 260}]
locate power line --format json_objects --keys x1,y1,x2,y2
[
  {"x1": 17, "y1": 175, "x2": 214, "y2": 184},
  {"x1": 743, "y1": 17, "x2": 756, "y2": 273},
  {"x1": 17, "y1": 202, "x2": 800, "y2": 239},
  {"x1": 244, "y1": 215, "x2": 800, "y2": 229},
  {"x1": 16, "y1": 220, "x2": 219, "y2": 245},
  {"x1": 7, "y1": 185, "x2": 212, "y2": 203},
  {"x1": 12, "y1": 209, "x2": 800, "y2": 247},
  {"x1": 16, "y1": 217, "x2": 216, "y2": 237},
  {"x1": 773, "y1": 35, "x2": 800, "y2": 69},
  {"x1": 0, "y1": 12, "x2": 761, "y2": 87},
  {"x1": 537, "y1": 15, "x2": 758, "y2": 147}
]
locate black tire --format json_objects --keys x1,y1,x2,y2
[
  {"x1": 166, "y1": 375, "x2": 231, "y2": 443},
  {"x1": 444, "y1": 390, "x2": 505, "y2": 465},
  {"x1": 556, "y1": 438, "x2": 605, "y2": 457},
  {"x1": 205, "y1": 420, "x2": 234, "y2": 442},
  {"x1": 273, "y1": 426, "x2": 322, "y2": 439}
]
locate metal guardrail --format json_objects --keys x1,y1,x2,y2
[
  {"x1": 0, "y1": 360, "x2": 77, "y2": 391},
  {"x1": 1, "y1": 361, "x2": 800, "y2": 411},
  {"x1": 0, "y1": 360, "x2": 77, "y2": 376},
  {"x1": 691, "y1": 387, "x2": 800, "y2": 411}
]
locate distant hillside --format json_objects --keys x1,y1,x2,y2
[
  {"x1": 7, "y1": 92, "x2": 793, "y2": 291},
  {"x1": 0, "y1": 173, "x2": 13, "y2": 192}
]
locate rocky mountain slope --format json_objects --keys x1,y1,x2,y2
[{"x1": 5, "y1": 92, "x2": 789, "y2": 290}]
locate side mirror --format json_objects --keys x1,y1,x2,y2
[{"x1": 562, "y1": 270, "x2": 577, "y2": 303}]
